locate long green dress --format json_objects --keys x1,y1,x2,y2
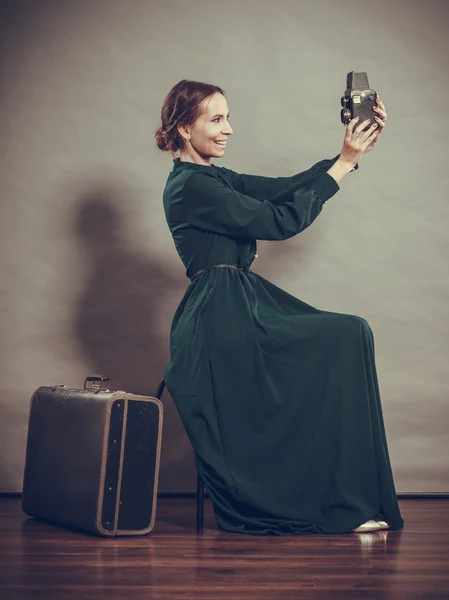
[{"x1": 162, "y1": 155, "x2": 404, "y2": 535}]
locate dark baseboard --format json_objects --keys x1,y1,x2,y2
[
  {"x1": 1, "y1": 491, "x2": 449, "y2": 499},
  {"x1": 396, "y1": 493, "x2": 449, "y2": 499}
]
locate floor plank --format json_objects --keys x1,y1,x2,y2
[{"x1": 0, "y1": 498, "x2": 448, "y2": 599}]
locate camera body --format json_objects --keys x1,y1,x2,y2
[{"x1": 341, "y1": 72, "x2": 377, "y2": 130}]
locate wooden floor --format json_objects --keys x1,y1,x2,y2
[{"x1": 0, "y1": 497, "x2": 448, "y2": 599}]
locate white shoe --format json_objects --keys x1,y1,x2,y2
[
  {"x1": 352, "y1": 519, "x2": 390, "y2": 533},
  {"x1": 375, "y1": 520, "x2": 390, "y2": 530}
]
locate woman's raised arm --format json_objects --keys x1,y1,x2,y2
[{"x1": 182, "y1": 170, "x2": 339, "y2": 241}]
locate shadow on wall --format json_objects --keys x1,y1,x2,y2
[{"x1": 69, "y1": 187, "x2": 195, "y2": 493}]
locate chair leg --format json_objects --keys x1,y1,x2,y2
[
  {"x1": 156, "y1": 377, "x2": 205, "y2": 532},
  {"x1": 196, "y1": 471, "x2": 204, "y2": 533},
  {"x1": 155, "y1": 377, "x2": 166, "y2": 400}
]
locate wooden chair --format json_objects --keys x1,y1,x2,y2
[{"x1": 155, "y1": 378, "x2": 205, "y2": 533}]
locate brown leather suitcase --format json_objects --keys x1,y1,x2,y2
[{"x1": 21, "y1": 375, "x2": 163, "y2": 536}]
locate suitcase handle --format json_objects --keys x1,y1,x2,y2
[{"x1": 84, "y1": 375, "x2": 111, "y2": 390}]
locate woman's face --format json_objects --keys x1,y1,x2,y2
[{"x1": 178, "y1": 93, "x2": 233, "y2": 165}]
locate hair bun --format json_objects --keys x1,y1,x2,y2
[{"x1": 154, "y1": 127, "x2": 169, "y2": 151}]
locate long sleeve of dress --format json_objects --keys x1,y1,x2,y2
[
  {"x1": 182, "y1": 169, "x2": 340, "y2": 241},
  {"x1": 220, "y1": 155, "x2": 358, "y2": 205}
]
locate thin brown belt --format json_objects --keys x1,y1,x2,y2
[{"x1": 189, "y1": 263, "x2": 251, "y2": 281}]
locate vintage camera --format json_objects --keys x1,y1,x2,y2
[{"x1": 341, "y1": 71, "x2": 377, "y2": 131}]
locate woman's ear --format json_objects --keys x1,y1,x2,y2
[{"x1": 177, "y1": 124, "x2": 190, "y2": 140}]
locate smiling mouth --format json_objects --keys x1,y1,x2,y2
[{"x1": 214, "y1": 140, "x2": 227, "y2": 147}]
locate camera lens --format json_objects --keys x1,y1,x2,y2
[{"x1": 341, "y1": 108, "x2": 351, "y2": 124}]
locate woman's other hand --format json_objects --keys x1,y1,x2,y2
[{"x1": 364, "y1": 97, "x2": 387, "y2": 154}]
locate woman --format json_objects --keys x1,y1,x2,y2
[{"x1": 155, "y1": 79, "x2": 404, "y2": 535}]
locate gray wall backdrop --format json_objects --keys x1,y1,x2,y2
[{"x1": 1, "y1": 0, "x2": 448, "y2": 493}]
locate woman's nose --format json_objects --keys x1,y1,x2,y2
[{"x1": 223, "y1": 123, "x2": 233, "y2": 135}]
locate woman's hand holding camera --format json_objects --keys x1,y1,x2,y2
[
  {"x1": 366, "y1": 97, "x2": 387, "y2": 153},
  {"x1": 342, "y1": 98, "x2": 387, "y2": 161},
  {"x1": 327, "y1": 98, "x2": 387, "y2": 184}
]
